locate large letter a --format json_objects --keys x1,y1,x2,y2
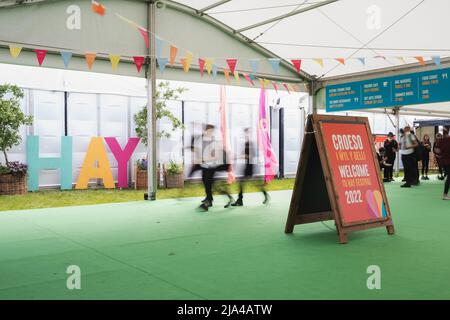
[{"x1": 75, "y1": 137, "x2": 115, "y2": 189}]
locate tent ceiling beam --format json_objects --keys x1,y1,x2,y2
[
  {"x1": 198, "y1": 0, "x2": 232, "y2": 14},
  {"x1": 235, "y1": 0, "x2": 339, "y2": 33}
]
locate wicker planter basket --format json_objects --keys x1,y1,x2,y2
[
  {"x1": 166, "y1": 172, "x2": 184, "y2": 189},
  {"x1": 0, "y1": 174, "x2": 27, "y2": 195},
  {"x1": 135, "y1": 167, "x2": 163, "y2": 190}
]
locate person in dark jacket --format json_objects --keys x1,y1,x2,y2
[
  {"x1": 434, "y1": 133, "x2": 445, "y2": 180},
  {"x1": 420, "y1": 134, "x2": 432, "y2": 180},
  {"x1": 383, "y1": 132, "x2": 398, "y2": 181},
  {"x1": 437, "y1": 128, "x2": 450, "y2": 200}
]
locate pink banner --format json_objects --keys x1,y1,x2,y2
[
  {"x1": 258, "y1": 88, "x2": 278, "y2": 183},
  {"x1": 219, "y1": 86, "x2": 235, "y2": 184}
]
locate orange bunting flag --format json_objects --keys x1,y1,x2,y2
[
  {"x1": 313, "y1": 58, "x2": 324, "y2": 67},
  {"x1": 259, "y1": 78, "x2": 266, "y2": 89},
  {"x1": 414, "y1": 56, "x2": 425, "y2": 65},
  {"x1": 9, "y1": 45, "x2": 22, "y2": 58},
  {"x1": 223, "y1": 68, "x2": 230, "y2": 83},
  {"x1": 205, "y1": 58, "x2": 214, "y2": 75},
  {"x1": 91, "y1": 1, "x2": 106, "y2": 16},
  {"x1": 282, "y1": 83, "x2": 291, "y2": 94},
  {"x1": 109, "y1": 54, "x2": 121, "y2": 70},
  {"x1": 226, "y1": 59, "x2": 237, "y2": 74},
  {"x1": 291, "y1": 59, "x2": 302, "y2": 73},
  {"x1": 234, "y1": 71, "x2": 241, "y2": 84},
  {"x1": 85, "y1": 53, "x2": 97, "y2": 70},
  {"x1": 335, "y1": 58, "x2": 345, "y2": 65},
  {"x1": 169, "y1": 45, "x2": 178, "y2": 65},
  {"x1": 34, "y1": 49, "x2": 47, "y2": 66},
  {"x1": 198, "y1": 58, "x2": 206, "y2": 77},
  {"x1": 180, "y1": 58, "x2": 188, "y2": 73},
  {"x1": 272, "y1": 81, "x2": 278, "y2": 93}
]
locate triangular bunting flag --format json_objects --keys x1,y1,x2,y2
[
  {"x1": 133, "y1": 56, "x2": 145, "y2": 73},
  {"x1": 169, "y1": 45, "x2": 178, "y2": 65},
  {"x1": 234, "y1": 71, "x2": 241, "y2": 85},
  {"x1": 268, "y1": 58, "x2": 281, "y2": 74},
  {"x1": 226, "y1": 59, "x2": 237, "y2": 74},
  {"x1": 198, "y1": 58, "x2": 206, "y2": 77},
  {"x1": 313, "y1": 58, "x2": 324, "y2": 67},
  {"x1": 157, "y1": 58, "x2": 169, "y2": 73},
  {"x1": 282, "y1": 83, "x2": 291, "y2": 94},
  {"x1": 264, "y1": 79, "x2": 271, "y2": 88},
  {"x1": 183, "y1": 51, "x2": 193, "y2": 73},
  {"x1": 138, "y1": 27, "x2": 149, "y2": 49},
  {"x1": 335, "y1": 58, "x2": 345, "y2": 65},
  {"x1": 109, "y1": 54, "x2": 121, "y2": 70},
  {"x1": 155, "y1": 36, "x2": 162, "y2": 59},
  {"x1": 9, "y1": 45, "x2": 22, "y2": 59},
  {"x1": 85, "y1": 53, "x2": 96, "y2": 70},
  {"x1": 249, "y1": 74, "x2": 256, "y2": 81},
  {"x1": 212, "y1": 64, "x2": 218, "y2": 80},
  {"x1": 205, "y1": 58, "x2": 214, "y2": 75},
  {"x1": 249, "y1": 59, "x2": 259, "y2": 74},
  {"x1": 414, "y1": 56, "x2": 425, "y2": 66},
  {"x1": 291, "y1": 59, "x2": 302, "y2": 73},
  {"x1": 180, "y1": 58, "x2": 187, "y2": 73},
  {"x1": 60, "y1": 51, "x2": 73, "y2": 68},
  {"x1": 223, "y1": 68, "x2": 230, "y2": 83},
  {"x1": 259, "y1": 78, "x2": 265, "y2": 89},
  {"x1": 272, "y1": 81, "x2": 278, "y2": 93},
  {"x1": 356, "y1": 57, "x2": 366, "y2": 65},
  {"x1": 91, "y1": 1, "x2": 106, "y2": 16},
  {"x1": 396, "y1": 56, "x2": 406, "y2": 64},
  {"x1": 432, "y1": 56, "x2": 441, "y2": 67},
  {"x1": 243, "y1": 73, "x2": 254, "y2": 86},
  {"x1": 34, "y1": 49, "x2": 47, "y2": 66}
]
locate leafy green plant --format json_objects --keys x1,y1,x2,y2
[
  {"x1": 134, "y1": 82, "x2": 186, "y2": 146},
  {"x1": 0, "y1": 84, "x2": 33, "y2": 165},
  {"x1": 166, "y1": 161, "x2": 183, "y2": 175}
]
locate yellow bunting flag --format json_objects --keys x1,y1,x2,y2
[
  {"x1": 414, "y1": 56, "x2": 425, "y2": 65},
  {"x1": 313, "y1": 58, "x2": 324, "y2": 67},
  {"x1": 234, "y1": 71, "x2": 240, "y2": 84},
  {"x1": 9, "y1": 46, "x2": 22, "y2": 58},
  {"x1": 205, "y1": 58, "x2": 214, "y2": 75},
  {"x1": 169, "y1": 45, "x2": 178, "y2": 65},
  {"x1": 396, "y1": 56, "x2": 406, "y2": 64},
  {"x1": 85, "y1": 53, "x2": 97, "y2": 70},
  {"x1": 223, "y1": 68, "x2": 230, "y2": 83},
  {"x1": 180, "y1": 58, "x2": 188, "y2": 73},
  {"x1": 184, "y1": 51, "x2": 193, "y2": 72},
  {"x1": 264, "y1": 79, "x2": 271, "y2": 88},
  {"x1": 259, "y1": 78, "x2": 266, "y2": 89},
  {"x1": 109, "y1": 54, "x2": 121, "y2": 70}
]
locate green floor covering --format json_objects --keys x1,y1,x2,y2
[{"x1": 0, "y1": 176, "x2": 449, "y2": 300}]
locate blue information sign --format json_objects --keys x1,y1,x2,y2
[{"x1": 326, "y1": 67, "x2": 450, "y2": 112}]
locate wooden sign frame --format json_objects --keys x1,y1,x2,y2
[{"x1": 285, "y1": 114, "x2": 395, "y2": 244}]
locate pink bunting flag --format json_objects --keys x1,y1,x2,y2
[
  {"x1": 243, "y1": 73, "x2": 254, "y2": 86},
  {"x1": 282, "y1": 83, "x2": 291, "y2": 94},
  {"x1": 34, "y1": 49, "x2": 47, "y2": 66},
  {"x1": 198, "y1": 58, "x2": 206, "y2": 77},
  {"x1": 138, "y1": 27, "x2": 149, "y2": 49},
  {"x1": 226, "y1": 59, "x2": 237, "y2": 74},
  {"x1": 133, "y1": 56, "x2": 145, "y2": 73},
  {"x1": 272, "y1": 81, "x2": 278, "y2": 93},
  {"x1": 291, "y1": 59, "x2": 302, "y2": 73},
  {"x1": 219, "y1": 86, "x2": 235, "y2": 184}
]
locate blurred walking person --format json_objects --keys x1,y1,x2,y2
[
  {"x1": 399, "y1": 126, "x2": 419, "y2": 188},
  {"x1": 437, "y1": 128, "x2": 450, "y2": 200},
  {"x1": 383, "y1": 132, "x2": 398, "y2": 182},
  {"x1": 420, "y1": 134, "x2": 432, "y2": 180},
  {"x1": 434, "y1": 133, "x2": 445, "y2": 180}
]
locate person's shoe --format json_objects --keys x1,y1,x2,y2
[
  {"x1": 443, "y1": 195, "x2": 450, "y2": 200},
  {"x1": 383, "y1": 178, "x2": 390, "y2": 183},
  {"x1": 438, "y1": 176, "x2": 445, "y2": 181},
  {"x1": 224, "y1": 197, "x2": 234, "y2": 208},
  {"x1": 424, "y1": 176, "x2": 430, "y2": 180},
  {"x1": 401, "y1": 183, "x2": 412, "y2": 188},
  {"x1": 231, "y1": 199, "x2": 243, "y2": 207},
  {"x1": 198, "y1": 200, "x2": 212, "y2": 211},
  {"x1": 421, "y1": 176, "x2": 426, "y2": 180},
  {"x1": 402, "y1": 178, "x2": 407, "y2": 182}
]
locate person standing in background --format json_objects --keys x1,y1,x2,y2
[
  {"x1": 383, "y1": 132, "x2": 398, "y2": 182},
  {"x1": 437, "y1": 128, "x2": 450, "y2": 200},
  {"x1": 411, "y1": 130, "x2": 421, "y2": 185},
  {"x1": 399, "y1": 126, "x2": 419, "y2": 188},
  {"x1": 434, "y1": 133, "x2": 445, "y2": 180},
  {"x1": 420, "y1": 134, "x2": 432, "y2": 180}
]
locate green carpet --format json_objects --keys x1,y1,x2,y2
[{"x1": 0, "y1": 177, "x2": 449, "y2": 300}]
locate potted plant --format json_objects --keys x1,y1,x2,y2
[
  {"x1": 0, "y1": 84, "x2": 33, "y2": 195},
  {"x1": 134, "y1": 82, "x2": 186, "y2": 189},
  {"x1": 165, "y1": 161, "x2": 184, "y2": 189}
]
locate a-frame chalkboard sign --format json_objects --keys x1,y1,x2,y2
[{"x1": 285, "y1": 114, "x2": 395, "y2": 244}]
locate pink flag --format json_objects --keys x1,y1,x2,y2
[
  {"x1": 291, "y1": 59, "x2": 302, "y2": 73},
  {"x1": 133, "y1": 56, "x2": 145, "y2": 73},
  {"x1": 219, "y1": 86, "x2": 235, "y2": 184},
  {"x1": 198, "y1": 58, "x2": 206, "y2": 77},
  {"x1": 138, "y1": 27, "x2": 149, "y2": 49},
  {"x1": 258, "y1": 88, "x2": 278, "y2": 183},
  {"x1": 35, "y1": 49, "x2": 47, "y2": 66},
  {"x1": 226, "y1": 59, "x2": 237, "y2": 74}
]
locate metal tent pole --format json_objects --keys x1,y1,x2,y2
[{"x1": 146, "y1": 1, "x2": 157, "y2": 200}]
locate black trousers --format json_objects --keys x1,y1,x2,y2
[
  {"x1": 422, "y1": 154, "x2": 430, "y2": 176},
  {"x1": 384, "y1": 153, "x2": 396, "y2": 180},
  {"x1": 236, "y1": 164, "x2": 266, "y2": 200},
  {"x1": 402, "y1": 153, "x2": 417, "y2": 185},
  {"x1": 201, "y1": 167, "x2": 231, "y2": 202},
  {"x1": 444, "y1": 165, "x2": 450, "y2": 195}
]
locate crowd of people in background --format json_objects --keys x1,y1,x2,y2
[{"x1": 376, "y1": 125, "x2": 450, "y2": 200}]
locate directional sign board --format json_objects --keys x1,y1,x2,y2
[{"x1": 326, "y1": 67, "x2": 450, "y2": 112}]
